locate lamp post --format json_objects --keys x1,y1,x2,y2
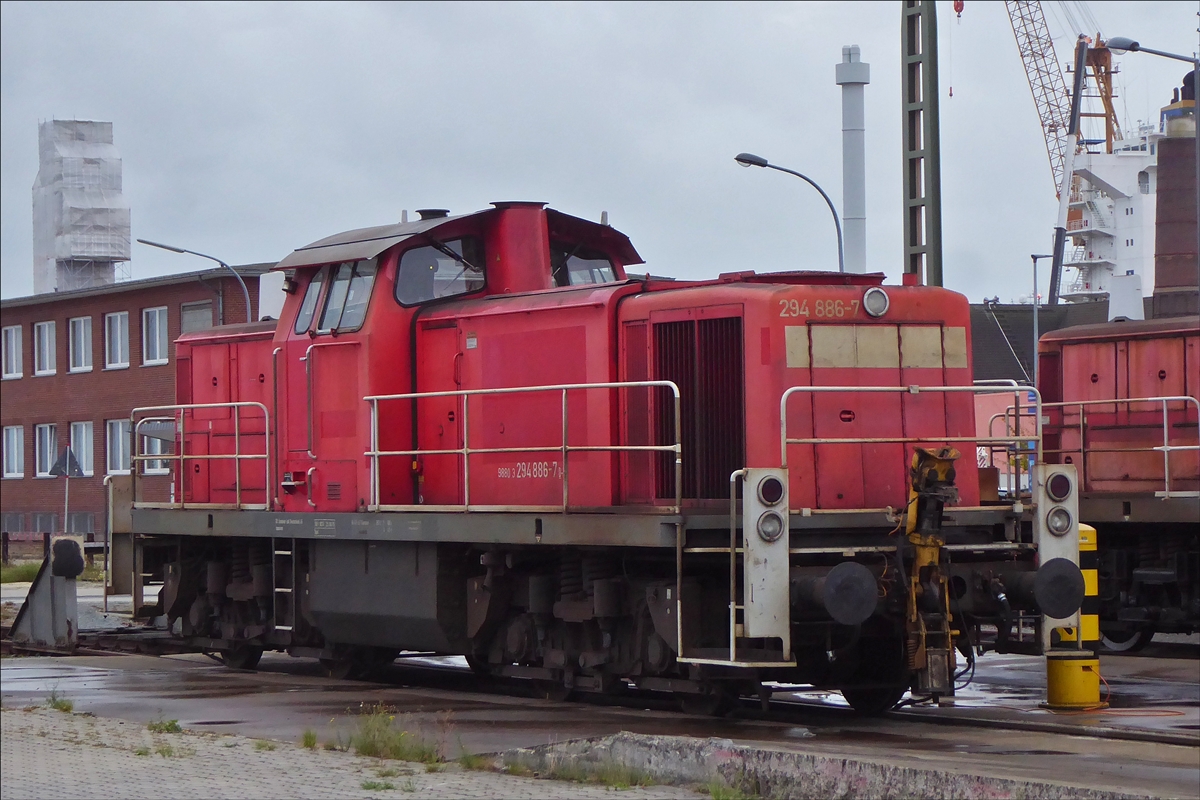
[
  {"x1": 137, "y1": 239, "x2": 253, "y2": 323},
  {"x1": 734, "y1": 152, "x2": 845, "y2": 273},
  {"x1": 1031, "y1": 254, "x2": 1053, "y2": 385},
  {"x1": 1106, "y1": 37, "x2": 1200, "y2": 296}
]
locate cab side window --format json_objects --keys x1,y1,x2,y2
[
  {"x1": 395, "y1": 237, "x2": 485, "y2": 306},
  {"x1": 293, "y1": 268, "x2": 326, "y2": 334},
  {"x1": 550, "y1": 241, "x2": 617, "y2": 287},
  {"x1": 317, "y1": 259, "x2": 376, "y2": 333}
]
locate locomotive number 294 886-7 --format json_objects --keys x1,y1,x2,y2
[
  {"x1": 779, "y1": 298, "x2": 860, "y2": 318},
  {"x1": 497, "y1": 461, "x2": 563, "y2": 479}
]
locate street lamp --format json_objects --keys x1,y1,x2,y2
[
  {"x1": 1031, "y1": 253, "x2": 1053, "y2": 384},
  {"x1": 137, "y1": 239, "x2": 253, "y2": 324},
  {"x1": 734, "y1": 152, "x2": 845, "y2": 273},
  {"x1": 1106, "y1": 37, "x2": 1200, "y2": 294}
]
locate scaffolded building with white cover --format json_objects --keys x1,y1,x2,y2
[{"x1": 32, "y1": 120, "x2": 131, "y2": 294}]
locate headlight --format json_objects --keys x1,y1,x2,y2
[
  {"x1": 757, "y1": 511, "x2": 784, "y2": 542},
  {"x1": 1046, "y1": 507, "x2": 1073, "y2": 536},
  {"x1": 757, "y1": 476, "x2": 784, "y2": 505},
  {"x1": 1046, "y1": 473, "x2": 1072, "y2": 502},
  {"x1": 863, "y1": 287, "x2": 889, "y2": 317}
]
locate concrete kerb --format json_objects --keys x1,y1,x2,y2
[{"x1": 497, "y1": 731, "x2": 1155, "y2": 800}]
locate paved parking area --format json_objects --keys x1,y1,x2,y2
[{"x1": 1, "y1": 707, "x2": 698, "y2": 800}]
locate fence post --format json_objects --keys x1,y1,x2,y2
[
  {"x1": 2, "y1": 531, "x2": 8, "y2": 565},
  {"x1": 43, "y1": 531, "x2": 51, "y2": 560}
]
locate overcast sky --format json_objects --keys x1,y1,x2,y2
[{"x1": 1, "y1": 1, "x2": 1194, "y2": 302}]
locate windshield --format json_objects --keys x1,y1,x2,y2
[
  {"x1": 550, "y1": 242, "x2": 617, "y2": 287},
  {"x1": 317, "y1": 259, "x2": 377, "y2": 332},
  {"x1": 395, "y1": 236, "x2": 486, "y2": 306}
]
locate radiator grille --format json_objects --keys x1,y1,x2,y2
[
  {"x1": 326, "y1": 482, "x2": 342, "y2": 501},
  {"x1": 653, "y1": 316, "x2": 744, "y2": 499}
]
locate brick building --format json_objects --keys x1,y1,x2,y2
[{"x1": 1, "y1": 266, "x2": 270, "y2": 544}]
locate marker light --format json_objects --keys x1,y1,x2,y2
[
  {"x1": 1047, "y1": 472, "x2": 1072, "y2": 502},
  {"x1": 758, "y1": 476, "x2": 785, "y2": 505},
  {"x1": 757, "y1": 511, "x2": 785, "y2": 542},
  {"x1": 863, "y1": 287, "x2": 890, "y2": 317},
  {"x1": 1046, "y1": 507, "x2": 1073, "y2": 536}
]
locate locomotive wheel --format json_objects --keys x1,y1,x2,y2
[
  {"x1": 220, "y1": 644, "x2": 264, "y2": 671},
  {"x1": 840, "y1": 684, "x2": 907, "y2": 716},
  {"x1": 1100, "y1": 628, "x2": 1155, "y2": 653}
]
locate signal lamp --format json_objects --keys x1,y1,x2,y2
[
  {"x1": 1046, "y1": 472, "x2": 1072, "y2": 502},
  {"x1": 757, "y1": 511, "x2": 785, "y2": 542},
  {"x1": 863, "y1": 287, "x2": 890, "y2": 317},
  {"x1": 1046, "y1": 506, "x2": 1073, "y2": 536},
  {"x1": 758, "y1": 476, "x2": 785, "y2": 505}
]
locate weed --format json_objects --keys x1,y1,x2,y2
[
  {"x1": 530, "y1": 757, "x2": 655, "y2": 790},
  {"x1": 45, "y1": 689, "x2": 73, "y2": 713},
  {"x1": 401, "y1": 778, "x2": 417, "y2": 793},
  {"x1": 360, "y1": 780, "x2": 395, "y2": 791},
  {"x1": 424, "y1": 763, "x2": 444, "y2": 773},
  {"x1": 154, "y1": 744, "x2": 175, "y2": 758},
  {"x1": 707, "y1": 775, "x2": 756, "y2": 799},
  {"x1": 0, "y1": 562, "x2": 41, "y2": 583},
  {"x1": 254, "y1": 740, "x2": 277, "y2": 751},
  {"x1": 503, "y1": 762, "x2": 534, "y2": 777},
  {"x1": 301, "y1": 729, "x2": 318, "y2": 749},
  {"x1": 375, "y1": 767, "x2": 405, "y2": 778},
  {"x1": 349, "y1": 707, "x2": 442, "y2": 763},
  {"x1": 458, "y1": 751, "x2": 492, "y2": 771},
  {"x1": 134, "y1": 747, "x2": 150, "y2": 756},
  {"x1": 223, "y1": 741, "x2": 238, "y2": 748},
  {"x1": 147, "y1": 719, "x2": 182, "y2": 734}
]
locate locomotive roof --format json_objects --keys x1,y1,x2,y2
[
  {"x1": 274, "y1": 205, "x2": 642, "y2": 270},
  {"x1": 1039, "y1": 314, "x2": 1199, "y2": 343}
]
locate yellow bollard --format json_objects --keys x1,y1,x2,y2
[{"x1": 1044, "y1": 650, "x2": 1105, "y2": 709}]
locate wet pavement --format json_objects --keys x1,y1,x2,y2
[
  {"x1": 3, "y1": 583, "x2": 1199, "y2": 797},
  {"x1": 2, "y1": 650, "x2": 1198, "y2": 798}
]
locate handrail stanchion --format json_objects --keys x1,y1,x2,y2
[{"x1": 561, "y1": 389, "x2": 569, "y2": 512}]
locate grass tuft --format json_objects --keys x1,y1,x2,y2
[
  {"x1": 301, "y1": 729, "x2": 318, "y2": 749},
  {"x1": 706, "y1": 780, "x2": 752, "y2": 800},
  {"x1": 133, "y1": 746, "x2": 150, "y2": 756},
  {"x1": 45, "y1": 690, "x2": 73, "y2": 713},
  {"x1": 254, "y1": 740, "x2": 277, "y2": 751},
  {"x1": 154, "y1": 744, "x2": 175, "y2": 758},
  {"x1": 458, "y1": 751, "x2": 491, "y2": 771},
  {"x1": 360, "y1": 780, "x2": 395, "y2": 791},
  {"x1": 349, "y1": 707, "x2": 442, "y2": 763},
  {"x1": 147, "y1": 719, "x2": 182, "y2": 734}
]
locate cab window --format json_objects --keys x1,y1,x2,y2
[
  {"x1": 317, "y1": 259, "x2": 376, "y2": 333},
  {"x1": 293, "y1": 268, "x2": 326, "y2": 334},
  {"x1": 395, "y1": 237, "x2": 486, "y2": 306},
  {"x1": 551, "y1": 242, "x2": 616, "y2": 287}
]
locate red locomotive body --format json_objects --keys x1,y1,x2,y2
[
  {"x1": 1039, "y1": 316, "x2": 1200, "y2": 650},
  {"x1": 121, "y1": 203, "x2": 1083, "y2": 713}
]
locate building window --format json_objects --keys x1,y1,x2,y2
[
  {"x1": 2, "y1": 325, "x2": 21, "y2": 379},
  {"x1": 105, "y1": 312, "x2": 129, "y2": 368},
  {"x1": 67, "y1": 512, "x2": 94, "y2": 535},
  {"x1": 106, "y1": 419, "x2": 130, "y2": 474},
  {"x1": 70, "y1": 421, "x2": 94, "y2": 476},
  {"x1": 32, "y1": 513, "x2": 58, "y2": 533},
  {"x1": 34, "y1": 321, "x2": 56, "y2": 375},
  {"x1": 35, "y1": 423, "x2": 57, "y2": 477},
  {"x1": 142, "y1": 436, "x2": 170, "y2": 475},
  {"x1": 180, "y1": 301, "x2": 214, "y2": 334},
  {"x1": 1, "y1": 513, "x2": 23, "y2": 533},
  {"x1": 3, "y1": 426, "x2": 23, "y2": 478},
  {"x1": 143, "y1": 306, "x2": 169, "y2": 365},
  {"x1": 69, "y1": 316, "x2": 93, "y2": 372}
]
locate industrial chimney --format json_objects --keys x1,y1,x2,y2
[{"x1": 836, "y1": 45, "x2": 870, "y2": 274}]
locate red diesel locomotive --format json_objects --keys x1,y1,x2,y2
[
  {"x1": 1038, "y1": 317, "x2": 1200, "y2": 651},
  {"x1": 119, "y1": 202, "x2": 1084, "y2": 714}
]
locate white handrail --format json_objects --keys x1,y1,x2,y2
[
  {"x1": 1034, "y1": 395, "x2": 1200, "y2": 500},
  {"x1": 130, "y1": 402, "x2": 271, "y2": 511},
  {"x1": 780, "y1": 384, "x2": 1044, "y2": 509},
  {"x1": 364, "y1": 380, "x2": 683, "y2": 514}
]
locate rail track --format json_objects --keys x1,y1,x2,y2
[{"x1": 4, "y1": 625, "x2": 1196, "y2": 748}]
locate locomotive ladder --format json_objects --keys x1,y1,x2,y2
[{"x1": 272, "y1": 538, "x2": 296, "y2": 633}]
